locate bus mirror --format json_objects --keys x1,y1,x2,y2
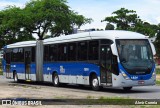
[
  {"x1": 111, "y1": 44, "x2": 118, "y2": 56},
  {"x1": 150, "y1": 42, "x2": 156, "y2": 55}
]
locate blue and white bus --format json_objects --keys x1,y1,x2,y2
[{"x1": 2, "y1": 30, "x2": 156, "y2": 90}]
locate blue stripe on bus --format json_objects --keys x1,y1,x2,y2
[
  {"x1": 43, "y1": 62, "x2": 100, "y2": 76},
  {"x1": 9, "y1": 62, "x2": 100, "y2": 77}
]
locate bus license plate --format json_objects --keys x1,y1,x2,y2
[{"x1": 138, "y1": 81, "x2": 144, "y2": 84}]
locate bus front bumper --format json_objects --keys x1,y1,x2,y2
[{"x1": 112, "y1": 74, "x2": 156, "y2": 87}]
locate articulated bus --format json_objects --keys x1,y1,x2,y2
[{"x1": 2, "y1": 30, "x2": 156, "y2": 90}]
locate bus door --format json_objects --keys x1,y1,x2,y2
[
  {"x1": 24, "y1": 48, "x2": 31, "y2": 80},
  {"x1": 100, "y1": 45, "x2": 112, "y2": 85},
  {"x1": 5, "y1": 51, "x2": 11, "y2": 78}
]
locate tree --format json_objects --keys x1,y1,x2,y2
[
  {"x1": 22, "y1": 0, "x2": 92, "y2": 39},
  {"x1": 103, "y1": 8, "x2": 159, "y2": 37},
  {"x1": 103, "y1": 8, "x2": 139, "y2": 30},
  {"x1": 0, "y1": 6, "x2": 35, "y2": 48},
  {"x1": 103, "y1": 7, "x2": 160, "y2": 58},
  {"x1": 0, "y1": 0, "x2": 92, "y2": 48},
  {"x1": 105, "y1": 23, "x2": 114, "y2": 30}
]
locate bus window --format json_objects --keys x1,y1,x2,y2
[
  {"x1": 78, "y1": 42, "x2": 88, "y2": 61},
  {"x1": 100, "y1": 39, "x2": 113, "y2": 45},
  {"x1": 31, "y1": 47, "x2": 35, "y2": 62},
  {"x1": 44, "y1": 45, "x2": 49, "y2": 62},
  {"x1": 58, "y1": 44, "x2": 68, "y2": 61},
  {"x1": 49, "y1": 45, "x2": 58, "y2": 61},
  {"x1": 18, "y1": 48, "x2": 24, "y2": 62},
  {"x1": 11, "y1": 48, "x2": 19, "y2": 62},
  {"x1": 89, "y1": 41, "x2": 99, "y2": 60},
  {"x1": 68, "y1": 43, "x2": 77, "y2": 61},
  {"x1": 5, "y1": 49, "x2": 11, "y2": 64}
]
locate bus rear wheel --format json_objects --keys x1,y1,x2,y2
[
  {"x1": 91, "y1": 75, "x2": 100, "y2": 91},
  {"x1": 52, "y1": 73, "x2": 59, "y2": 87},
  {"x1": 13, "y1": 72, "x2": 18, "y2": 83},
  {"x1": 123, "y1": 87, "x2": 132, "y2": 91}
]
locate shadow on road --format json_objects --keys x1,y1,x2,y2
[{"x1": 7, "y1": 80, "x2": 158, "y2": 94}]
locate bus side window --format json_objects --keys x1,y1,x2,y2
[
  {"x1": 89, "y1": 41, "x2": 99, "y2": 60},
  {"x1": 18, "y1": 48, "x2": 24, "y2": 62},
  {"x1": 58, "y1": 44, "x2": 68, "y2": 61},
  {"x1": 78, "y1": 42, "x2": 88, "y2": 61},
  {"x1": 12, "y1": 48, "x2": 18, "y2": 62},
  {"x1": 6, "y1": 49, "x2": 11, "y2": 64},
  {"x1": 49, "y1": 45, "x2": 58, "y2": 61},
  {"x1": 68, "y1": 43, "x2": 77, "y2": 61},
  {"x1": 31, "y1": 47, "x2": 35, "y2": 62},
  {"x1": 44, "y1": 45, "x2": 49, "y2": 62}
]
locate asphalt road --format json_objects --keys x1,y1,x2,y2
[{"x1": 0, "y1": 75, "x2": 160, "y2": 99}]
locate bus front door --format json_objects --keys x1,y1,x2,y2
[
  {"x1": 100, "y1": 45, "x2": 112, "y2": 85},
  {"x1": 24, "y1": 49, "x2": 31, "y2": 80}
]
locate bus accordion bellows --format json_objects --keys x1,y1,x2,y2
[{"x1": 2, "y1": 30, "x2": 156, "y2": 91}]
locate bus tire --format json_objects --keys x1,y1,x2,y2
[
  {"x1": 13, "y1": 72, "x2": 18, "y2": 83},
  {"x1": 91, "y1": 74, "x2": 100, "y2": 91},
  {"x1": 52, "y1": 73, "x2": 59, "y2": 87},
  {"x1": 123, "y1": 87, "x2": 132, "y2": 91}
]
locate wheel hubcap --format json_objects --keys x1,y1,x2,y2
[
  {"x1": 54, "y1": 76, "x2": 58, "y2": 85},
  {"x1": 92, "y1": 78, "x2": 98, "y2": 87},
  {"x1": 14, "y1": 74, "x2": 17, "y2": 82}
]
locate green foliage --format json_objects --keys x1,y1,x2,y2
[
  {"x1": 156, "y1": 80, "x2": 160, "y2": 85},
  {"x1": 154, "y1": 30, "x2": 160, "y2": 57},
  {"x1": 0, "y1": 0, "x2": 92, "y2": 48},
  {"x1": 0, "y1": 70, "x2": 2, "y2": 75},
  {"x1": 103, "y1": 8, "x2": 159, "y2": 37},
  {"x1": 156, "y1": 68, "x2": 160, "y2": 74},
  {"x1": 105, "y1": 23, "x2": 114, "y2": 30},
  {"x1": 103, "y1": 8, "x2": 139, "y2": 30},
  {"x1": 103, "y1": 8, "x2": 160, "y2": 58}
]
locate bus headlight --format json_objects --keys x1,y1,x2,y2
[
  {"x1": 152, "y1": 69, "x2": 156, "y2": 78},
  {"x1": 120, "y1": 70, "x2": 130, "y2": 80}
]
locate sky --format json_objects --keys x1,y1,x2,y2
[{"x1": 0, "y1": 0, "x2": 160, "y2": 30}]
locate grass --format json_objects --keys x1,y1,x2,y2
[
  {"x1": 0, "y1": 69, "x2": 2, "y2": 75},
  {"x1": 156, "y1": 68, "x2": 160, "y2": 85},
  {"x1": 130, "y1": 105, "x2": 160, "y2": 108},
  {"x1": 156, "y1": 80, "x2": 160, "y2": 85},
  {"x1": 156, "y1": 68, "x2": 160, "y2": 74}
]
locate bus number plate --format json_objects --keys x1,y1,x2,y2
[{"x1": 138, "y1": 81, "x2": 144, "y2": 85}]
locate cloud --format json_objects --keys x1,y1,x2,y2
[
  {"x1": 0, "y1": 0, "x2": 28, "y2": 10},
  {"x1": 68, "y1": 0, "x2": 160, "y2": 29}
]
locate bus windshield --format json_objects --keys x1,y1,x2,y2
[{"x1": 116, "y1": 39, "x2": 154, "y2": 75}]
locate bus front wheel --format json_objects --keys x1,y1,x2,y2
[
  {"x1": 52, "y1": 73, "x2": 59, "y2": 87},
  {"x1": 91, "y1": 75, "x2": 100, "y2": 91},
  {"x1": 123, "y1": 87, "x2": 132, "y2": 91}
]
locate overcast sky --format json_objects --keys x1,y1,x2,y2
[{"x1": 1, "y1": 0, "x2": 160, "y2": 30}]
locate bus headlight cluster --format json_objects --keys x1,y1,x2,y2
[
  {"x1": 152, "y1": 69, "x2": 156, "y2": 78},
  {"x1": 120, "y1": 70, "x2": 130, "y2": 80}
]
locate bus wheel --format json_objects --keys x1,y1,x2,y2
[
  {"x1": 123, "y1": 87, "x2": 132, "y2": 91},
  {"x1": 53, "y1": 73, "x2": 59, "y2": 87},
  {"x1": 14, "y1": 72, "x2": 18, "y2": 83},
  {"x1": 91, "y1": 75, "x2": 100, "y2": 91}
]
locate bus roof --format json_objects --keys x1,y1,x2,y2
[
  {"x1": 6, "y1": 41, "x2": 36, "y2": 48},
  {"x1": 43, "y1": 30, "x2": 148, "y2": 45},
  {"x1": 6, "y1": 30, "x2": 148, "y2": 48}
]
